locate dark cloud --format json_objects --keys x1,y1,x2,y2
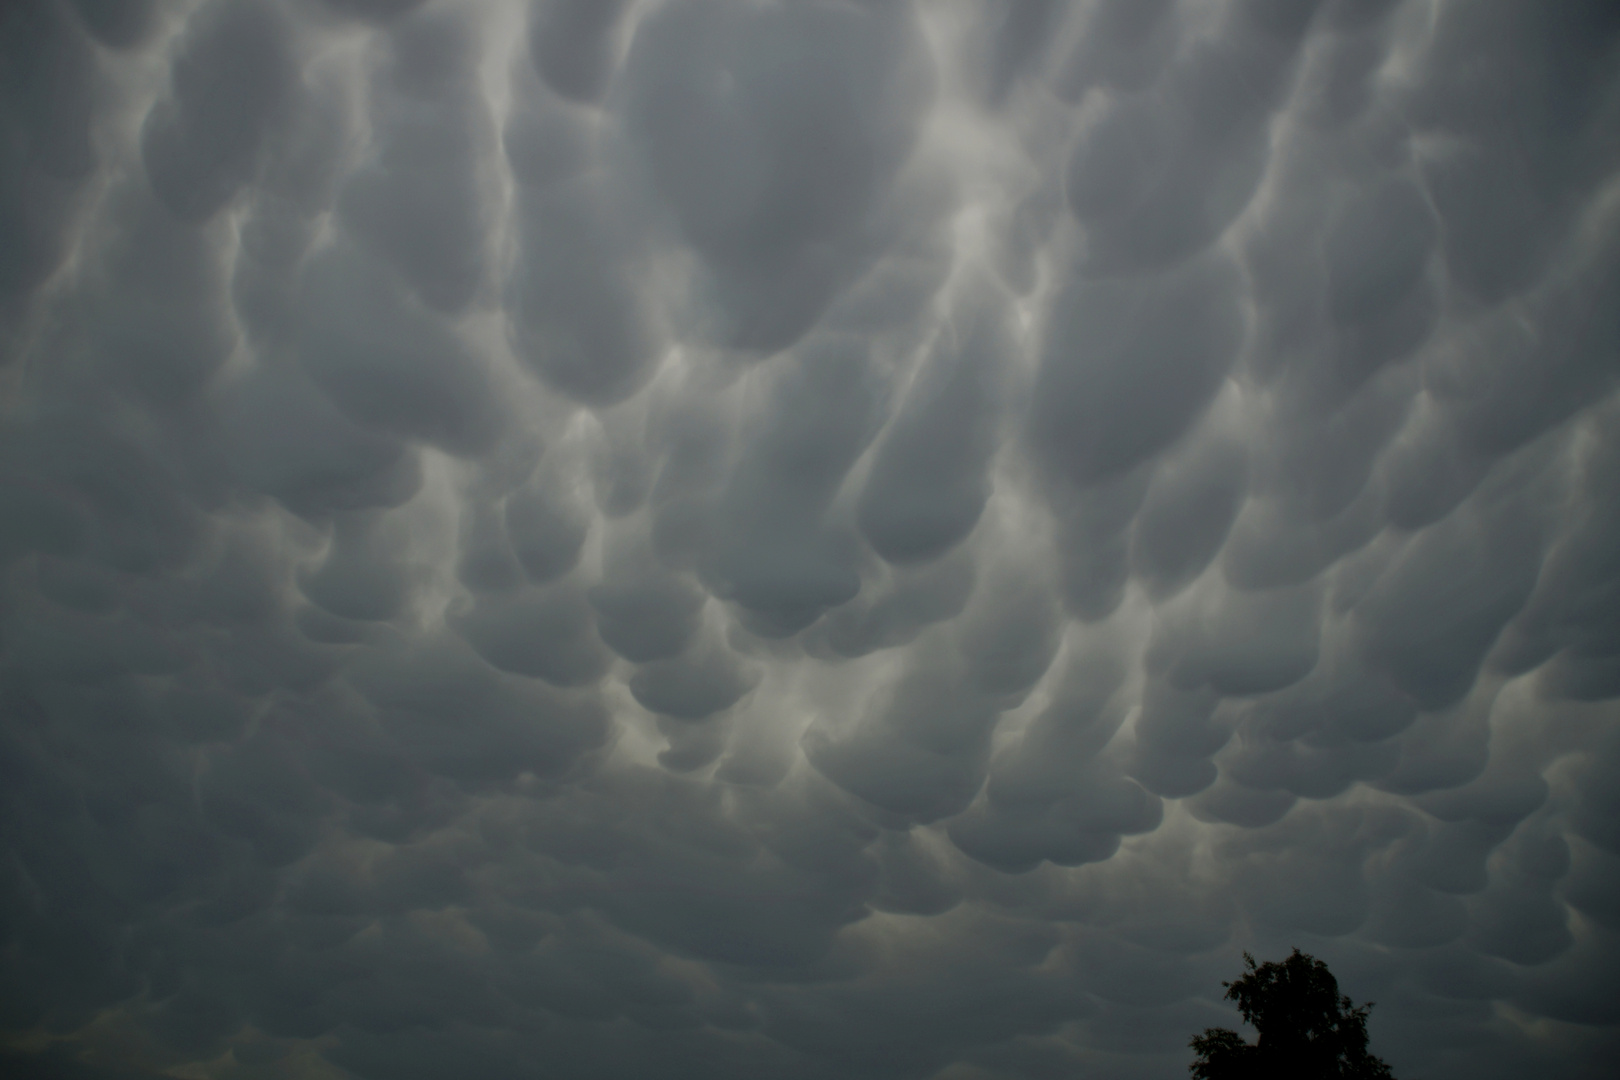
[
  {"x1": 528, "y1": 0, "x2": 632, "y2": 105},
  {"x1": 1032, "y1": 254, "x2": 1244, "y2": 490},
  {"x1": 619, "y1": 0, "x2": 935, "y2": 353},
  {"x1": 2, "y1": 1, "x2": 1618, "y2": 1078},
  {"x1": 0, "y1": 0, "x2": 95, "y2": 339},
  {"x1": 857, "y1": 277, "x2": 1012, "y2": 566},
  {"x1": 140, "y1": 0, "x2": 294, "y2": 224},
  {"x1": 297, "y1": 241, "x2": 506, "y2": 455}
]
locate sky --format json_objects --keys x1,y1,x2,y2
[{"x1": 1, "y1": 0, "x2": 1618, "y2": 1078}]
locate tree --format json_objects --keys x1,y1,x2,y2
[{"x1": 1189, "y1": 948, "x2": 1394, "y2": 1080}]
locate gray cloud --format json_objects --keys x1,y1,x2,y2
[{"x1": 2, "y1": 1, "x2": 1619, "y2": 1078}]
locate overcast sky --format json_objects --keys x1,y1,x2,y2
[{"x1": 2, "y1": 1, "x2": 1618, "y2": 1078}]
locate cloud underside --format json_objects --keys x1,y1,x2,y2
[{"x1": 2, "y1": 1, "x2": 1619, "y2": 1078}]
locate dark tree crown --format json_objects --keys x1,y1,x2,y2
[{"x1": 1189, "y1": 949, "x2": 1394, "y2": 1080}]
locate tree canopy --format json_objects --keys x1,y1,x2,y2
[{"x1": 1189, "y1": 949, "x2": 1395, "y2": 1079}]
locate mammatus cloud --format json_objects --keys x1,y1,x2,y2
[{"x1": 1, "y1": 1, "x2": 1618, "y2": 1077}]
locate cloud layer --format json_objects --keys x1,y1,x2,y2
[{"x1": 2, "y1": 1, "x2": 1619, "y2": 1078}]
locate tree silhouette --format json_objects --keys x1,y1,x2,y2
[{"x1": 1189, "y1": 948, "x2": 1394, "y2": 1079}]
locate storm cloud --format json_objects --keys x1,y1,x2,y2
[{"x1": 2, "y1": 1, "x2": 1619, "y2": 1078}]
